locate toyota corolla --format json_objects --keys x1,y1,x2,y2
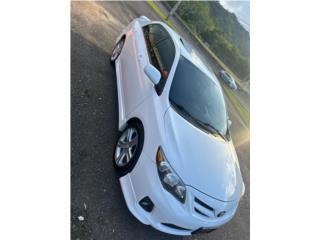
[{"x1": 110, "y1": 16, "x2": 245, "y2": 236}]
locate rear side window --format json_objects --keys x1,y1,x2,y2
[{"x1": 143, "y1": 24, "x2": 175, "y2": 94}]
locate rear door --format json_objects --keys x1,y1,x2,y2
[{"x1": 118, "y1": 20, "x2": 151, "y2": 117}]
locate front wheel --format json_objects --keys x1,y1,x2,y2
[
  {"x1": 113, "y1": 123, "x2": 144, "y2": 176},
  {"x1": 110, "y1": 38, "x2": 125, "y2": 66}
]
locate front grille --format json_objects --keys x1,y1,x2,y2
[
  {"x1": 193, "y1": 197, "x2": 215, "y2": 218},
  {"x1": 195, "y1": 197, "x2": 214, "y2": 211},
  {"x1": 194, "y1": 207, "x2": 209, "y2": 217},
  {"x1": 161, "y1": 223, "x2": 191, "y2": 231},
  {"x1": 192, "y1": 227, "x2": 216, "y2": 234}
]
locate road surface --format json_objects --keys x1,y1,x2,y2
[{"x1": 71, "y1": 2, "x2": 250, "y2": 240}]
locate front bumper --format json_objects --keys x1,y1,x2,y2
[{"x1": 119, "y1": 152, "x2": 239, "y2": 236}]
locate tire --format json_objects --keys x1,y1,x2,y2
[
  {"x1": 110, "y1": 38, "x2": 125, "y2": 66},
  {"x1": 113, "y1": 122, "x2": 144, "y2": 177}
]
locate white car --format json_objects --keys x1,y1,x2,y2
[
  {"x1": 220, "y1": 70, "x2": 237, "y2": 91},
  {"x1": 110, "y1": 16, "x2": 245, "y2": 236}
]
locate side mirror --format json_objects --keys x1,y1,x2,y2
[
  {"x1": 144, "y1": 64, "x2": 161, "y2": 85},
  {"x1": 228, "y1": 119, "x2": 232, "y2": 128}
]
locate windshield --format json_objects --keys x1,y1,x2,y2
[{"x1": 169, "y1": 56, "x2": 228, "y2": 137}]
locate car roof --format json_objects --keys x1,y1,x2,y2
[{"x1": 166, "y1": 27, "x2": 220, "y2": 86}]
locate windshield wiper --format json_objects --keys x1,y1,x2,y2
[
  {"x1": 170, "y1": 101, "x2": 226, "y2": 140},
  {"x1": 194, "y1": 119, "x2": 226, "y2": 140},
  {"x1": 170, "y1": 101, "x2": 194, "y2": 120}
]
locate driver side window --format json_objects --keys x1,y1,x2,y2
[{"x1": 143, "y1": 24, "x2": 175, "y2": 94}]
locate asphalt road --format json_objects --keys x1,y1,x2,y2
[{"x1": 71, "y1": 2, "x2": 250, "y2": 240}]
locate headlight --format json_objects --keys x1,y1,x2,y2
[{"x1": 156, "y1": 147, "x2": 186, "y2": 203}]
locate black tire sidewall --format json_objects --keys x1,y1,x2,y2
[{"x1": 113, "y1": 122, "x2": 144, "y2": 177}]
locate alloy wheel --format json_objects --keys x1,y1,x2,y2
[
  {"x1": 110, "y1": 39, "x2": 124, "y2": 61},
  {"x1": 114, "y1": 127, "x2": 139, "y2": 167}
]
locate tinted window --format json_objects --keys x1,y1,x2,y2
[
  {"x1": 148, "y1": 24, "x2": 167, "y2": 45},
  {"x1": 169, "y1": 56, "x2": 228, "y2": 137},
  {"x1": 143, "y1": 24, "x2": 175, "y2": 93},
  {"x1": 224, "y1": 71, "x2": 231, "y2": 78},
  {"x1": 224, "y1": 71, "x2": 234, "y2": 83},
  {"x1": 155, "y1": 39, "x2": 175, "y2": 73},
  {"x1": 224, "y1": 74, "x2": 231, "y2": 83}
]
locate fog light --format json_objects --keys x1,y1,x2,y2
[
  {"x1": 217, "y1": 211, "x2": 226, "y2": 217},
  {"x1": 139, "y1": 196, "x2": 154, "y2": 212}
]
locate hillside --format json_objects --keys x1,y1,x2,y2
[
  {"x1": 167, "y1": 1, "x2": 250, "y2": 81},
  {"x1": 208, "y1": 2, "x2": 249, "y2": 58}
]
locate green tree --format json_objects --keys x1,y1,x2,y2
[{"x1": 166, "y1": 1, "x2": 250, "y2": 80}]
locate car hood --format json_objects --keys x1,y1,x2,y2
[{"x1": 164, "y1": 107, "x2": 244, "y2": 202}]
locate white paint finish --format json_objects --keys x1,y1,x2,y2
[
  {"x1": 115, "y1": 59, "x2": 126, "y2": 130},
  {"x1": 119, "y1": 152, "x2": 238, "y2": 235},
  {"x1": 113, "y1": 17, "x2": 244, "y2": 235},
  {"x1": 117, "y1": 21, "x2": 150, "y2": 118},
  {"x1": 163, "y1": 107, "x2": 243, "y2": 202}
]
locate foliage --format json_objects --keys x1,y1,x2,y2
[
  {"x1": 167, "y1": 1, "x2": 250, "y2": 81},
  {"x1": 146, "y1": 1, "x2": 176, "y2": 30}
]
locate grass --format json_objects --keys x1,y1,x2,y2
[
  {"x1": 146, "y1": 1, "x2": 176, "y2": 30},
  {"x1": 222, "y1": 84, "x2": 250, "y2": 128},
  {"x1": 146, "y1": 0, "x2": 249, "y2": 128}
]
